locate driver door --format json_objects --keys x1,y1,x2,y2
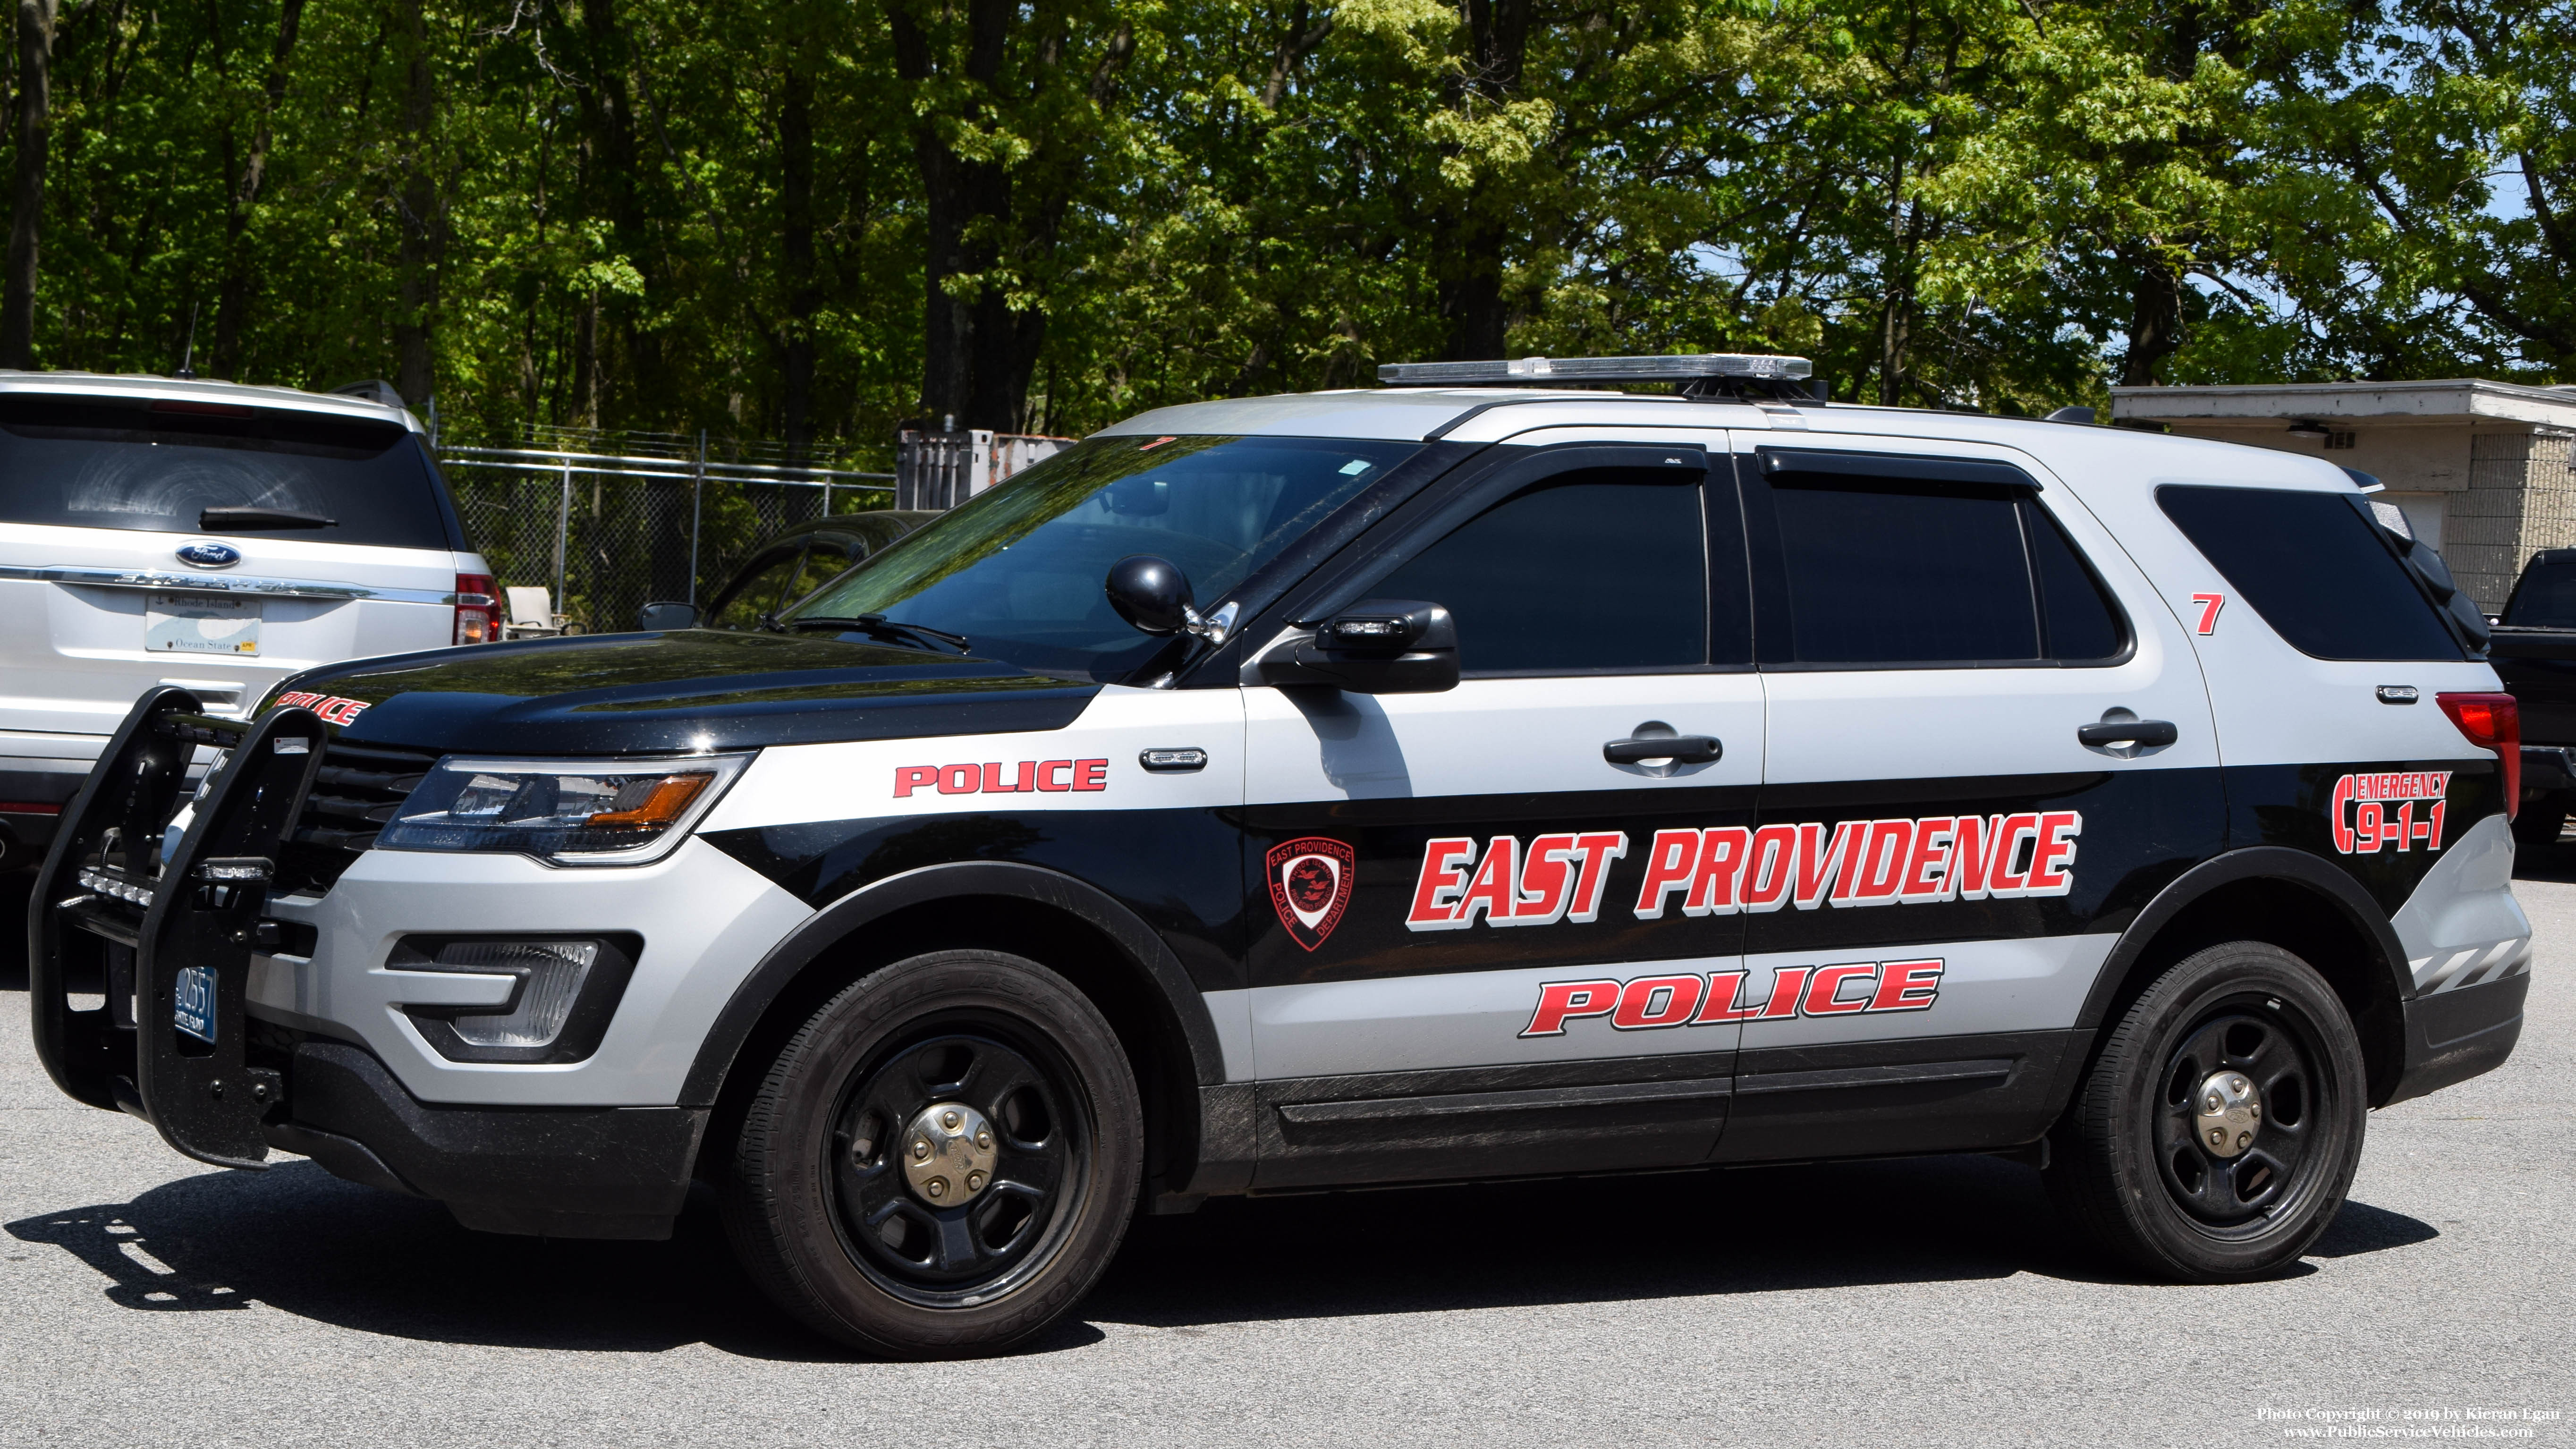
[{"x1": 1237, "y1": 442, "x2": 1764, "y2": 1188}]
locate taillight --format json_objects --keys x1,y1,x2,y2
[
  {"x1": 2437, "y1": 692, "x2": 2520, "y2": 818},
  {"x1": 453, "y1": 572, "x2": 502, "y2": 645}
]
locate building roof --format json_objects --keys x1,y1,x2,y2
[{"x1": 2109, "y1": 378, "x2": 2576, "y2": 430}]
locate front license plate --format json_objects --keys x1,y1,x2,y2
[
  {"x1": 145, "y1": 592, "x2": 261, "y2": 656},
  {"x1": 173, "y1": 966, "x2": 218, "y2": 1043}
]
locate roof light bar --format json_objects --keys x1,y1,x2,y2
[{"x1": 1378, "y1": 353, "x2": 1813, "y2": 386}]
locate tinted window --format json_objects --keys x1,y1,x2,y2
[
  {"x1": 709, "y1": 549, "x2": 811, "y2": 629},
  {"x1": 2505, "y1": 560, "x2": 2576, "y2": 628},
  {"x1": 2025, "y1": 500, "x2": 2127, "y2": 661},
  {"x1": 2157, "y1": 485, "x2": 2461, "y2": 661},
  {"x1": 796, "y1": 434, "x2": 1416, "y2": 680},
  {"x1": 1770, "y1": 479, "x2": 2037, "y2": 664},
  {"x1": 0, "y1": 395, "x2": 453, "y2": 549},
  {"x1": 1371, "y1": 470, "x2": 1708, "y2": 673}
]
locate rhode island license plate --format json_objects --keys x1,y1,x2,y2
[
  {"x1": 145, "y1": 592, "x2": 261, "y2": 656},
  {"x1": 173, "y1": 966, "x2": 218, "y2": 1043}
]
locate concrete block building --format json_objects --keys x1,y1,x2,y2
[{"x1": 2108, "y1": 380, "x2": 2576, "y2": 612}]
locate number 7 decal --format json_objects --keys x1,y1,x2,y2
[{"x1": 2190, "y1": 593, "x2": 2225, "y2": 636}]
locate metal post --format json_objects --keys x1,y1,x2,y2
[
  {"x1": 688, "y1": 430, "x2": 705, "y2": 606},
  {"x1": 553, "y1": 462, "x2": 572, "y2": 616}
]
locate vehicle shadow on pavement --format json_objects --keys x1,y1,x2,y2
[
  {"x1": 1083, "y1": 1155, "x2": 2433, "y2": 1330},
  {"x1": 2, "y1": 1165, "x2": 907, "y2": 1363},
  {"x1": 6, "y1": 1150, "x2": 2437, "y2": 1357}
]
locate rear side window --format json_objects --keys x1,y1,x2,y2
[
  {"x1": 2505, "y1": 560, "x2": 2576, "y2": 628},
  {"x1": 1371, "y1": 470, "x2": 1709, "y2": 673},
  {"x1": 0, "y1": 395, "x2": 456, "y2": 550},
  {"x1": 1752, "y1": 462, "x2": 2127, "y2": 667},
  {"x1": 2157, "y1": 485, "x2": 2461, "y2": 661}
]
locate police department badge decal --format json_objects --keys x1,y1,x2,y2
[{"x1": 1266, "y1": 837, "x2": 1355, "y2": 951}]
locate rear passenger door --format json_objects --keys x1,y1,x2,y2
[
  {"x1": 1722, "y1": 437, "x2": 2224, "y2": 1164},
  {"x1": 1238, "y1": 443, "x2": 1764, "y2": 1188}
]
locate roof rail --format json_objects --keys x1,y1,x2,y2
[
  {"x1": 330, "y1": 379, "x2": 406, "y2": 409},
  {"x1": 1379, "y1": 352, "x2": 1815, "y2": 399}
]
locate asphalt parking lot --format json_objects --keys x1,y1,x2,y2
[{"x1": 1, "y1": 865, "x2": 2567, "y2": 1448}]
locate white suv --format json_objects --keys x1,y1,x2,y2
[
  {"x1": 30, "y1": 353, "x2": 2531, "y2": 1359},
  {"x1": 0, "y1": 373, "x2": 496, "y2": 863}
]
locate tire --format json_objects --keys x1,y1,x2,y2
[
  {"x1": 721, "y1": 949, "x2": 1143, "y2": 1357},
  {"x1": 2045, "y1": 941, "x2": 2367, "y2": 1282},
  {"x1": 2512, "y1": 798, "x2": 2566, "y2": 851}
]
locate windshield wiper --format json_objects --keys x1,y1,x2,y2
[
  {"x1": 786, "y1": 614, "x2": 972, "y2": 654},
  {"x1": 198, "y1": 506, "x2": 338, "y2": 531}
]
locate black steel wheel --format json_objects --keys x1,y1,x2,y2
[
  {"x1": 722, "y1": 949, "x2": 1142, "y2": 1357},
  {"x1": 829, "y1": 1028, "x2": 1084, "y2": 1305},
  {"x1": 2046, "y1": 941, "x2": 2368, "y2": 1281}
]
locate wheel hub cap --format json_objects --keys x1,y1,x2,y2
[
  {"x1": 2194, "y1": 1071, "x2": 2262, "y2": 1159},
  {"x1": 903, "y1": 1101, "x2": 997, "y2": 1205}
]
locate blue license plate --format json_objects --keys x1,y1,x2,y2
[{"x1": 173, "y1": 966, "x2": 217, "y2": 1044}]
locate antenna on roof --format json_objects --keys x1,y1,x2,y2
[
  {"x1": 175, "y1": 303, "x2": 200, "y2": 380},
  {"x1": 1377, "y1": 352, "x2": 1817, "y2": 400}
]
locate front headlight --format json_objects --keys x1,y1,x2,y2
[{"x1": 378, "y1": 754, "x2": 751, "y2": 865}]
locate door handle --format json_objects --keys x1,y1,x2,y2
[
  {"x1": 1605, "y1": 734, "x2": 1722, "y2": 765},
  {"x1": 2077, "y1": 719, "x2": 2178, "y2": 747}
]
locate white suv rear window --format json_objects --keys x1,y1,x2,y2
[{"x1": 0, "y1": 394, "x2": 456, "y2": 550}]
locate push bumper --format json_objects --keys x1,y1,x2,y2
[
  {"x1": 2385, "y1": 971, "x2": 2529, "y2": 1107},
  {"x1": 270, "y1": 1037, "x2": 703, "y2": 1239}
]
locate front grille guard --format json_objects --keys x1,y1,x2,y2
[{"x1": 29, "y1": 687, "x2": 328, "y2": 1169}]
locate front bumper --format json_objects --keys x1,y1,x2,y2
[
  {"x1": 29, "y1": 688, "x2": 805, "y2": 1188},
  {"x1": 269, "y1": 1036, "x2": 703, "y2": 1238}
]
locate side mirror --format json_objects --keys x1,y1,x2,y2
[
  {"x1": 1105, "y1": 555, "x2": 1233, "y2": 642},
  {"x1": 1259, "y1": 600, "x2": 1459, "y2": 694},
  {"x1": 637, "y1": 600, "x2": 701, "y2": 631}
]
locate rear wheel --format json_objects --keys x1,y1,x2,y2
[
  {"x1": 2046, "y1": 941, "x2": 2367, "y2": 1281},
  {"x1": 721, "y1": 949, "x2": 1142, "y2": 1357}
]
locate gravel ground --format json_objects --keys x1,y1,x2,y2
[{"x1": 0, "y1": 866, "x2": 2567, "y2": 1448}]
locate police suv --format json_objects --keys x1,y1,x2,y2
[{"x1": 30, "y1": 354, "x2": 2532, "y2": 1357}]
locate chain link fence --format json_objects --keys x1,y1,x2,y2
[
  {"x1": 437, "y1": 429, "x2": 895, "y2": 635},
  {"x1": 438, "y1": 427, "x2": 1074, "y2": 634}
]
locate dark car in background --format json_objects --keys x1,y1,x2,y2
[
  {"x1": 645, "y1": 511, "x2": 935, "y2": 632},
  {"x1": 2489, "y1": 546, "x2": 2576, "y2": 846}
]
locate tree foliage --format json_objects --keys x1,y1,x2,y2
[{"x1": 1, "y1": 0, "x2": 2565, "y2": 449}]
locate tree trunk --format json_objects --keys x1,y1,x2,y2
[
  {"x1": 3, "y1": 0, "x2": 60, "y2": 369},
  {"x1": 572, "y1": 290, "x2": 600, "y2": 427},
  {"x1": 778, "y1": 61, "x2": 816, "y2": 462},
  {"x1": 390, "y1": 0, "x2": 438, "y2": 407},
  {"x1": 211, "y1": 0, "x2": 305, "y2": 378},
  {"x1": 2121, "y1": 250, "x2": 2184, "y2": 386},
  {"x1": 892, "y1": 0, "x2": 1012, "y2": 431},
  {"x1": 576, "y1": 0, "x2": 651, "y2": 424},
  {"x1": 1433, "y1": 0, "x2": 1532, "y2": 362}
]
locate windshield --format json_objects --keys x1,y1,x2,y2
[
  {"x1": 0, "y1": 394, "x2": 454, "y2": 549},
  {"x1": 2508, "y1": 561, "x2": 2576, "y2": 629},
  {"x1": 787, "y1": 434, "x2": 1420, "y2": 679}
]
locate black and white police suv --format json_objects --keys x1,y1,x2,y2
[{"x1": 30, "y1": 353, "x2": 2533, "y2": 1356}]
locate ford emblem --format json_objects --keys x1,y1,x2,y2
[{"x1": 175, "y1": 541, "x2": 241, "y2": 568}]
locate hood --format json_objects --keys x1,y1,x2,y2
[{"x1": 258, "y1": 629, "x2": 1100, "y2": 756}]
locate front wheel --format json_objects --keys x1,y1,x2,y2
[
  {"x1": 721, "y1": 949, "x2": 1143, "y2": 1357},
  {"x1": 2045, "y1": 941, "x2": 2367, "y2": 1281}
]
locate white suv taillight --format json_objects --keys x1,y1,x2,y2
[{"x1": 454, "y1": 572, "x2": 502, "y2": 645}]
